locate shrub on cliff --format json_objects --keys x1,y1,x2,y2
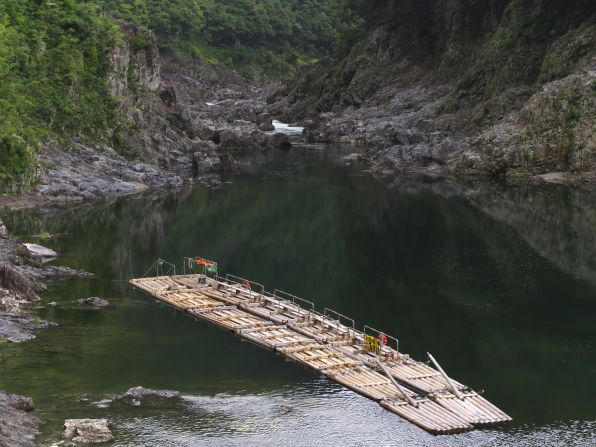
[
  {"x1": 102, "y1": 0, "x2": 344, "y2": 79},
  {"x1": 0, "y1": 1, "x2": 122, "y2": 190}
]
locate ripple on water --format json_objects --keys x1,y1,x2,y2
[
  {"x1": 108, "y1": 380, "x2": 596, "y2": 447},
  {"x1": 4, "y1": 148, "x2": 595, "y2": 446}
]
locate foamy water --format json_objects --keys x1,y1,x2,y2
[{"x1": 272, "y1": 120, "x2": 304, "y2": 134}]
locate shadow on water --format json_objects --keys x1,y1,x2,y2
[{"x1": 1, "y1": 144, "x2": 595, "y2": 445}]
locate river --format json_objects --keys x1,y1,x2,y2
[{"x1": 1, "y1": 138, "x2": 595, "y2": 446}]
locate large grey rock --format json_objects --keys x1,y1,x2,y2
[
  {"x1": 167, "y1": 149, "x2": 195, "y2": 175},
  {"x1": 23, "y1": 243, "x2": 58, "y2": 261},
  {"x1": 32, "y1": 144, "x2": 184, "y2": 204},
  {"x1": 270, "y1": 133, "x2": 291, "y2": 150},
  {"x1": 192, "y1": 139, "x2": 237, "y2": 173},
  {"x1": 0, "y1": 265, "x2": 44, "y2": 302},
  {"x1": 0, "y1": 219, "x2": 7, "y2": 238},
  {"x1": 77, "y1": 297, "x2": 111, "y2": 308},
  {"x1": 16, "y1": 265, "x2": 94, "y2": 283},
  {"x1": 0, "y1": 313, "x2": 55, "y2": 343},
  {"x1": 63, "y1": 419, "x2": 114, "y2": 444},
  {"x1": 218, "y1": 129, "x2": 246, "y2": 153},
  {"x1": 116, "y1": 386, "x2": 181, "y2": 407},
  {"x1": 0, "y1": 390, "x2": 40, "y2": 447},
  {"x1": 257, "y1": 115, "x2": 275, "y2": 131}
]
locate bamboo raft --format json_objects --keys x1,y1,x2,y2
[{"x1": 129, "y1": 258, "x2": 511, "y2": 435}]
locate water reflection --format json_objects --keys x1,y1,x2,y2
[{"x1": 1, "y1": 145, "x2": 595, "y2": 445}]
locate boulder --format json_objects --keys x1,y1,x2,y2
[
  {"x1": 77, "y1": 297, "x2": 111, "y2": 308},
  {"x1": 63, "y1": 419, "x2": 114, "y2": 444},
  {"x1": 269, "y1": 133, "x2": 291, "y2": 150},
  {"x1": 0, "y1": 390, "x2": 34, "y2": 412},
  {"x1": 0, "y1": 265, "x2": 44, "y2": 302},
  {"x1": 257, "y1": 116, "x2": 275, "y2": 131},
  {"x1": 0, "y1": 313, "x2": 56, "y2": 343},
  {"x1": 191, "y1": 139, "x2": 218, "y2": 155},
  {"x1": 0, "y1": 390, "x2": 40, "y2": 447},
  {"x1": 166, "y1": 149, "x2": 195, "y2": 175},
  {"x1": 116, "y1": 386, "x2": 180, "y2": 407},
  {"x1": 0, "y1": 219, "x2": 7, "y2": 238},
  {"x1": 23, "y1": 243, "x2": 58, "y2": 261},
  {"x1": 192, "y1": 139, "x2": 236, "y2": 173},
  {"x1": 217, "y1": 129, "x2": 248, "y2": 153}
]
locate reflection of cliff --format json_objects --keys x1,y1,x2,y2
[
  {"x1": 337, "y1": 175, "x2": 596, "y2": 422},
  {"x1": 3, "y1": 161, "x2": 595, "y2": 423},
  {"x1": 372, "y1": 177, "x2": 596, "y2": 285},
  {"x1": 3, "y1": 187, "x2": 194, "y2": 292},
  {"x1": 464, "y1": 183, "x2": 596, "y2": 285}
]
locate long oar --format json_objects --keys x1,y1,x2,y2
[
  {"x1": 427, "y1": 352, "x2": 463, "y2": 400},
  {"x1": 374, "y1": 359, "x2": 418, "y2": 407}
]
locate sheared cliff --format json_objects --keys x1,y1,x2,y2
[
  {"x1": 2, "y1": 22, "x2": 290, "y2": 205},
  {"x1": 270, "y1": 0, "x2": 595, "y2": 181}
]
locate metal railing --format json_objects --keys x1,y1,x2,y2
[
  {"x1": 139, "y1": 256, "x2": 401, "y2": 355},
  {"x1": 309, "y1": 309, "x2": 343, "y2": 331},
  {"x1": 274, "y1": 289, "x2": 315, "y2": 311},
  {"x1": 260, "y1": 291, "x2": 310, "y2": 318},
  {"x1": 324, "y1": 307, "x2": 355, "y2": 330},
  {"x1": 142, "y1": 258, "x2": 176, "y2": 278},
  {"x1": 364, "y1": 325, "x2": 399, "y2": 352},
  {"x1": 225, "y1": 274, "x2": 264, "y2": 297}
]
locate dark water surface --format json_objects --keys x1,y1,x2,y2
[{"x1": 1, "y1": 143, "x2": 595, "y2": 446}]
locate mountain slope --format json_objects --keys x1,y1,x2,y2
[
  {"x1": 102, "y1": 0, "x2": 344, "y2": 78},
  {"x1": 270, "y1": 0, "x2": 596, "y2": 180},
  {"x1": 0, "y1": 0, "x2": 343, "y2": 194}
]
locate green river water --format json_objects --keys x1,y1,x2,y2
[{"x1": 1, "y1": 142, "x2": 595, "y2": 446}]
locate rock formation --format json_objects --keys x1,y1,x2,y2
[{"x1": 269, "y1": 0, "x2": 596, "y2": 181}]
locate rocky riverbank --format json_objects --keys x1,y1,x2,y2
[
  {"x1": 0, "y1": 390, "x2": 40, "y2": 447},
  {"x1": 0, "y1": 217, "x2": 93, "y2": 445},
  {"x1": 0, "y1": 215, "x2": 91, "y2": 341},
  {"x1": 0, "y1": 22, "x2": 291, "y2": 208},
  {"x1": 268, "y1": 1, "x2": 595, "y2": 183}
]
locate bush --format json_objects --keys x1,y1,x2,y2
[
  {"x1": 103, "y1": 0, "x2": 345, "y2": 79},
  {"x1": 0, "y1": 133, "x2": 36, "y2": 184},
  {"x1": 566, "y1": 105, "x2": 581, "y2": 122}
]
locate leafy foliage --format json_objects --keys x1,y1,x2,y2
[
  {"x1": 102, "y1": 0, "x2": 344, "y2": 78},
  {"x1": 0, "y1": 0, "x2": 122, "y2": 189},
  {"x1": 0, "y1": 0, "x2": 345, "y2": 190}
]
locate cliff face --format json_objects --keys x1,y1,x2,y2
[
  {"x1": 105, "y1": 23, "x2": 243, "y2": 175},
  {"x1": 271, "y1": 0, "x2": 596, "y2": 180},
  {"x1": 8, "y1": 22, "x2": 289, "y2": 205}
]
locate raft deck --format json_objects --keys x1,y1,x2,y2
[{"x1": 130, "y1": 269, "x2": 511, "y2": 435}]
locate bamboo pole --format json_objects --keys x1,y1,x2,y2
[
  {"x1": 374, "y1": 359, "x2": 418, "y2": 407},
  {"x1": 427, "y1": 353, "x2": 463, "y2": 400}
]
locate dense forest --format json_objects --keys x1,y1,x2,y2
[
  {"x1": 0, "y1": 1, "x2": 120, "y2": 187},
  {"x1": 0, "y1": 0, "x2": 344, "y2": 190},
  {"x1": 102, "y1": 0, "x2": 345, "y2": 77}
]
